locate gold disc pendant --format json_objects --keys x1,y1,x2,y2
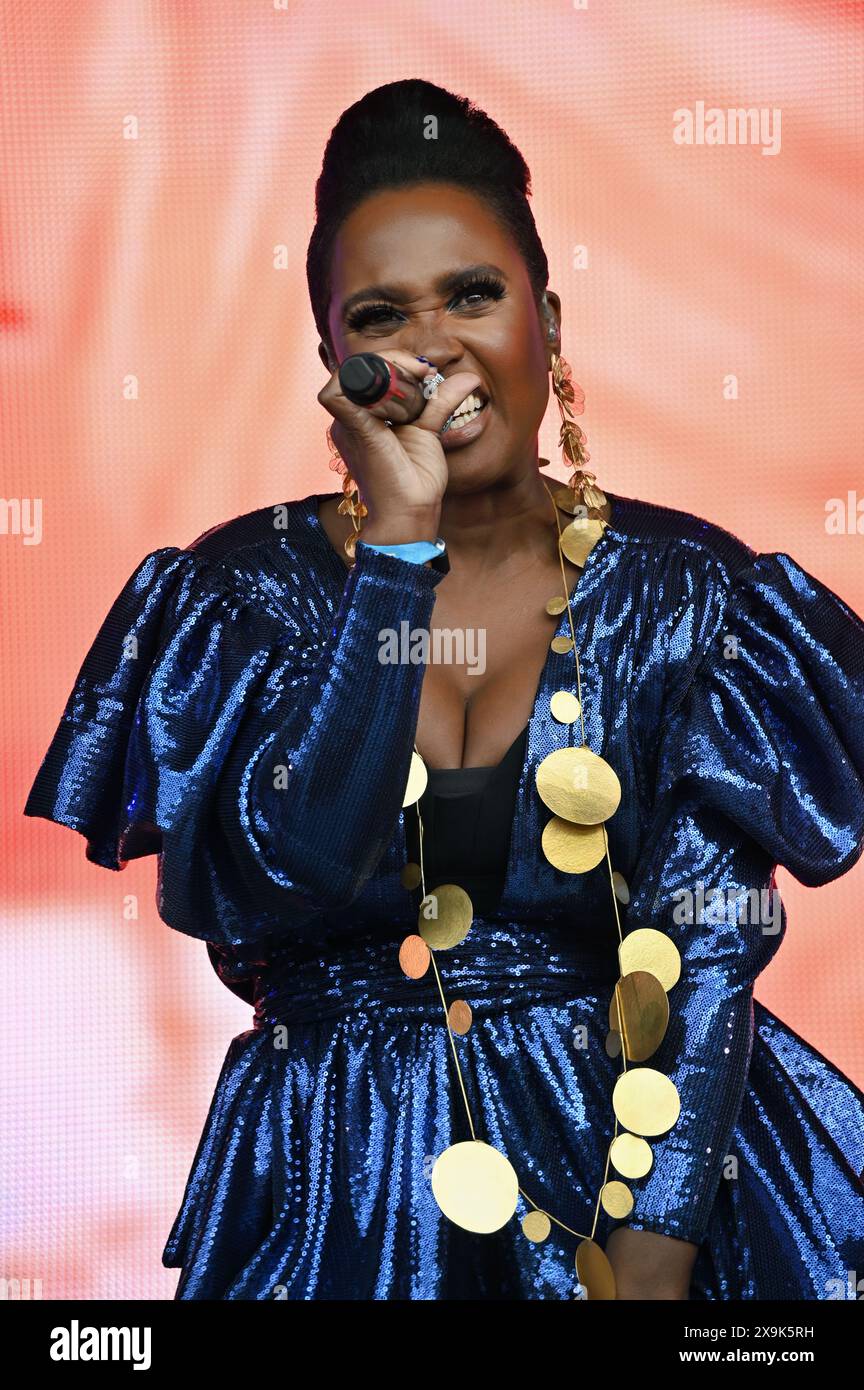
[
  {"x1": 398, "y1": 934, "x2": 431, "y2": 979},
  {"x1": 612, "y1": 1069, "x2": 681, "y2": 1136},
  {"x1": 575, "y1": 1238, "x2": 617, "y2": 1300},
  {"x1": 559, "y1": 517, "x2": 606, "y2": 567},
  {"x1": 447, "y1": 999, "x2": 473, "y2": 1035},
  {"x1": 541, "y1": 816, "x2": 606, "y2": 873},
  {"x1": 521, "y1": 1210, "x2": 551, "y2": 1243},
  {"x1": 553, "y1": 485, "x2": 582, "y2": 516},
  {"x1": 611, "y1": 871, "x2": 630, "y2": 903},
  {"x1": 610, "y1": 1132, "x2": 654, "y2": 1180},
  {"x1": 619, "y1": 928, "x2": 682, "y2": 992},
  {"x1": 535, "y1": 746, "x2": 622, "y2": 824},
  {"x1": 403, "y1": 751, "x2": 428, "y2": 807},
  {"x1": 400, "y1": 861, "x2": 422, "y2": 890},
  {"x1": 609, "y1": 970, "x2": 670, "y2": 1061},
  {"x1": 600, "y1": 1179, "x2": 634, "y2": 1219},
  {"x1": 549, "y1": 690, "x2": 581, "y2": 723},
  {"x1": 431, "y1": 1140, "x2": 520, "y2": 1233},
  {"x1": 418, "y1": 883, "x2": 473, "y2": 950}
]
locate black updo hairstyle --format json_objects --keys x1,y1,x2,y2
[{"x1": 306, "y1": 78, "x2": 550, "y2": 354}]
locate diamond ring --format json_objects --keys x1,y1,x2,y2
[{"x1": 422, "y1": 371, "x2": 446, "y2": 400}]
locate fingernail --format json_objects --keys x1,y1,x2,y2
[{"x1": 416, "y1": 355, "x2": 435, "y2": 365}]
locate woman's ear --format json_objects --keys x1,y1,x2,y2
[
  {"x1": 318, "y1": 340, "x2": 336, "y2": 373},
  {"x1": 543, "y1": 291, "x2": 562, "y2": 353}
]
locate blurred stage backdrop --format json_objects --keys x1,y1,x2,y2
[{"x1": 2, "y1": 0, "x2": 862, "y2": 1298}]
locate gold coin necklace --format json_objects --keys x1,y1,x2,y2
[{"x1": 398, "y1": 477, "x2": 684, "y2": 1300}]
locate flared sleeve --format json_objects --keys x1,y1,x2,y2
[
  {"x1": 619, "y1": 550, "x2": 864, "y2": 1245},
  {"x1": 24, "y1": 538, "x2": 447, "y2": 945}
]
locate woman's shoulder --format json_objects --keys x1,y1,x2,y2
[
  {"x1": 183, "y1": 491, "x2": 328, "y2": 568},
  {"x1": 176, "y1": 492, "x2": 343, "y2": 630},
  {"x1": 611, "y1": 491, "x2": 864, "y2": 644},
  {"x1": 76, "y1": 493, "x2": 339, "y2": 661},
  {"x1": 607, "y1": 488, "x2": 756, "y2": 586}
]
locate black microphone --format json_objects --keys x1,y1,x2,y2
[{"x1": 338, "y1": 353, "x2": 430, "y2": 424}]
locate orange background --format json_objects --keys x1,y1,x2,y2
[{"x1": 3, "y1": 0, "x2": 862, "y2": 1299}]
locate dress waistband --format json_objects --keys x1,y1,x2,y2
[{"x1": 252, "y1": 921, "x2": 618, "y2": 1029}]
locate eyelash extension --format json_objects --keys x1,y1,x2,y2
[{"x1": 345, "y1": 273, "x2": 507, "y2": 331}]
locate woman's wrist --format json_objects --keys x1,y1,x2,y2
[
  {"x1": 361, "y1": 511, "x2": 442, "y2": 546},
  {"x1": 605, "y1": 1225, "x2": 697, "y2": 1300}
]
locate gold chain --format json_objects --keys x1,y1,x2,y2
[{"x1": 397, "y1": 479, "x2": 684, "y2": 1299}]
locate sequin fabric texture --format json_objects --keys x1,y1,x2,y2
[{"x1": 24, "y1": 489, "x2": 864, "y2": 1300}]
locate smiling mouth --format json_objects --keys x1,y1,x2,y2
[{"x1": 440, "y1": 392, "x2": 489, "y2": 434}]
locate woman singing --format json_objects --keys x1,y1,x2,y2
[{"x1": 25, "y1": 79, "x2": 864, "y2": 1301}]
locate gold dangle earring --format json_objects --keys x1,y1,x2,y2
[
  {"x1": 548, "y1": 348, "x2": 609, "y2": 567},
  {"x1": 326, "y1": 426, "x2": 367, "y2": 564}
]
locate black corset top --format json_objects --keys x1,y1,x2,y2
[{"x1": 403, "y1": 721, "x2": 529, "y2": 917}]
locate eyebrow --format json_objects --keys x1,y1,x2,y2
[{"x1": 340, "y1": 263, "x2": 509, "y2": 320}]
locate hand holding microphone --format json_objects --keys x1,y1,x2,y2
[
  {"x1": 317, "y1": 348, "x2": 482, "y2": 544},
  {"x1": 338, "y1": 352, "x2": 441, "y2": 425}
]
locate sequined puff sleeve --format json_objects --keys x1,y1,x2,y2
[
  {"x1": 24, "y1": 538, "x2": 447, "y2": 944},
  {"x1": 619, "y1": 550, "x2": 864, "y2": 1246}
]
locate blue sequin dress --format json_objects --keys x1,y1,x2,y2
[{"x1": 23, "y1": 489, "x2": 864, "y2": 1300}]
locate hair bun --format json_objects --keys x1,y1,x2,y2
[{"x1": 306, "y1": 80, "x2": 548, "y2": 349}]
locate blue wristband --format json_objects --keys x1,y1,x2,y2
[{"x1": 359, "y1": 537, "x2": 449, "y2": 572}]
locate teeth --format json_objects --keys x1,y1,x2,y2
[
  {"x1": 453, "y1": 392, "x2": 485, "y2": 417},
  {"x1": 441, "y1": 392, "x2": 488, "y2": 434},
  {"x1": 448, "y1": 407, "x2": 480, "y2": 431}
]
